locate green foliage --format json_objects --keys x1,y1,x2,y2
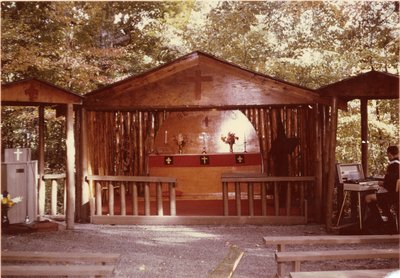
[
  {"x1": 337, "y1": 99, "x2": 399, "y2": 175},
  {"x1": 1, "y1": 107, "x2": 66, "y2": 173}
]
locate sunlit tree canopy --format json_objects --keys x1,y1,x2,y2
[{"x1": 1, "y1": 1, "x2": 399, "y2": 174}]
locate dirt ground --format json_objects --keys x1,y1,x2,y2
[{"x1": 1, "y1": 223, "x2": 399, "y2": 277}]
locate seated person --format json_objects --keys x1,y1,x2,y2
[{"x1": 364, "y1": 146, "x2": 400, "y2": 233}]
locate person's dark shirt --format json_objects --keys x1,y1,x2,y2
[{"x1": 383, "y1": 157, "x2": 400, "y2": 193}]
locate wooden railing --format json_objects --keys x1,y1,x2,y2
[
  {"x1": 221, "y1": 173, "x2": 315, "y2": 217},
  {"x1": 42, "y1": 174, "x2": 66, "y2": 216},
  {"x1": 86, "y1": 175, "x2": 177, "y2": 216}
]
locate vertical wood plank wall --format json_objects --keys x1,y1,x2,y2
[{"x1": 86, "y1": 106, "x2": 329, "y2": 220}]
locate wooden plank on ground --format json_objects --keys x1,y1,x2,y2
[
  {"x1": 1, "y1": 264, "x2": 115, "y2": 276},
  {"x1": 289, "y1": 269, "x2": 398, "y2": 278},
  {"x1": 208, "y1": 245, "x2": 244, "y2": 278},
  {"x1": 1, "y1": 251, "x2": 120, "y2": 264}
]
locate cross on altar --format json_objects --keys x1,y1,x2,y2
[
  {"x1": 164, "y1": 156, "x2": 173, "y2": 165},
  {"x1": 200, "y1": 155, "x2": 209, "y2": 165},
  {"x1": 187, "y1": 70, "x2": 213, "y2": 100},
  {"x1": 14, "y1": 148, "x2": 23, "y2": 161},
  {"x1": 235, "y1": 154, "x2": 245, "y2": 164}
]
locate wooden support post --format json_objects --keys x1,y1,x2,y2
[
  {"x1": 96, "y1": 182, "x2": 102, "y2": 216},
  {"x1": 300, "y1": 181, "x2": 305, "y2": 216},
  {"x1": 223, "y1": 182, "x2": 229, "y2": 216},
  {"x1": 304, "y1": 199, "x2": 308, "y2": 223},
  {"x1": 286, "y1": 183, "x2": 291, "y2": 216},
  {"x1": 108, "y1": 183, "x2": 114, "y2": 216},
  {"x1": 157, "y1": 182, "x2": 163, "y2": 216},
  {"x1": 361, "y1": 99, "x2": 369, "y2": 177},
  {"x1": 138, "y1": 112, "x2": 144, "y2": 175},
  {"x1": 51, "y1": 180, "x2": 57, "y2": 215},
  {"x1": 38, "y1": 105, "x2": 45, "y2": 219},
  {"x1": 314, "y1": 104, "x2": 323, "y2": 222},
  {"x1": 326, "y1": 97, "x2": 338, "y2": 231},
  {"x1": 169, "y1": 183, "x2": 176, "y2": 216},
  {"x1": 63, "y1": 181, "x2": 66, "y2": 215},
  {"x1": 80, "y1": 108, "x2": 90, "y2": 222},
  {"x1": 144, "y1": 182, "x2": 150, "y2": 216},
  {"x1": 248, "y1": 183, "x2": 254, "y2": 216},
  {"x1": 120, "y1": 183, "x2": 126, "y2": 216},
  {"x1": 132, "y1": 183, "x2": 138, "y2": 215},
  {"x1": 261, "y1": 182, "x2": 267, "y2": 216},
  {"x1": 235, "y1": 182, "x2": 241, "y2": 216},
  {"x1": 274, "y1": 181, "x2": 279, "y2": 216},
  {"x1": 66, "y1": 103, "x2": 76, "y2": 230}
]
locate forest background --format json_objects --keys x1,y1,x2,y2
[{"x1": 1, "y1": 1, "x2": 399, "y2": 176}]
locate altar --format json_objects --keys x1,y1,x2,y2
[
  {"x1": 148, "y1": 109, "x2": 263, "y2": 198},
  {"x1": 149, "y1": 153, "x2": 262, "y2": 196}
]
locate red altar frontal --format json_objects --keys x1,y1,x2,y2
[{"x1": 149, "y1": 153, "x2": 262, "y2": 197}]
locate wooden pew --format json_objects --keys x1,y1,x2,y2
[
  {"x1": 1, "y1": 251, "x2": 120, "y2": 277},
  {"x1": 1, "y1": 265, "x2": 115, "y2": 277},
  {"x1": 275, "y1": 249, "x2": 399, "y2": 277},
  {"x1": 263, "y1": 235, "x2": 400, "y2": 277},
  {"x1": 263, "y1": 234, "x2": 400, "y2": 252},
  {"x1": 289, "y1": 269, "x2": 398, "y2": 278}
]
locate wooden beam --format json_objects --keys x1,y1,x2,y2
[
  {"x1": 90, "y1": 215, "x2": 307, "y2": 225},
  {"x1": 314, "y1": 104, "x2": 323, "y2": 223},
  {"x1": 326, "y1": 97, "x2": 338, "y2": 231},
  {"x1": 66, "y1": 103, "x2": 75, "y2": 229},
  {"x1": 209, "y1": 245, "x2": 244, "y2": 278},
  {"x1": 86, "y1": 175, "x2": 176, "y2": 183},
  {"x1": 38, "y1": 105, "x2": 45, "y2": 219},
  {"x1": 80, "y1": 108, "x2": 90, "y2": 222},
  {"x1": 360, "y1": 99, "x2": 368, "y2": 177}
]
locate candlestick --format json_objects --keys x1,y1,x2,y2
[
  {"x1": 202, "y1": 132, "x2": 207, "y2": 153},
  {"x1": 164, "y1": 130, "x2": 168, "y2": 144},
  {"x1": 244, "y1": 133, "x2": 247, "y2": 153}
]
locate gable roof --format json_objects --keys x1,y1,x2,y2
[
  {"x1": 1, "y1": 78, "x2": 83, "y2": 105},
  {"x1": 317, "y1": 70, "x2": 399, "y2": 101},
  {"x1": 84, "y1": 51, "x2": 331, "y2": 111}
]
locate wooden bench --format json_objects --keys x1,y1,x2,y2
[
  {"x1": 1, "y1": 265, "x2": 115, "y2": 277},
  {"x1": 275, "y1": 249, "x2": 399, "y2": 277},
  {"x1": 1, "y1": 251, "x2": 120, "y2": 277},
  {"x1": 263, "y1": 235, "x2": 400, "y2": 278},
  {"x1": 263, "y1": 234, "x2": 400, "y2": 252},
  {"x1": 289, "y1": 268, "x2": 398, "y2": 278}
]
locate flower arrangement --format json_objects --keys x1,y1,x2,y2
[
  {"x1": 2, "y1": 191, "x2": 22, "y2": 228},
  {"x1": 221, "y1": 132, "x2": 239, "y2": 152},
  {"x1": 2, "y1": 191, "x2": 22, "y2": 209}
]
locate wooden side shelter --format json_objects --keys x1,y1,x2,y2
[
  {"x1": 318, "y1": 70, "x2": 399, "y2": 176},
  {"x1": 1, "y1": 78, "x2": 83, "y2": 229}
]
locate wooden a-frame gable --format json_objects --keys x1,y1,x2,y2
[
  {"x1": 1, "y1": 78, "x2": 83, "y2": 106},
  {"x1": 84, "y1": 51, "x2": 331, "y2": 111}
]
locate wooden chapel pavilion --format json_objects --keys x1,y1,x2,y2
[
  {"x1": 82, "y1": 51, "x2": 342, "y2": 225},
  {"x1": 1, "y1": 78, "x2": 83, "y2": 230}
]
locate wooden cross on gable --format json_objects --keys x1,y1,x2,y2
[
  {"x1": 25, "y1": 85, "x2": 39, "y2": 101},
  {"x1": 187, "y1": 70, "x2": 213, "y2": 100}
]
